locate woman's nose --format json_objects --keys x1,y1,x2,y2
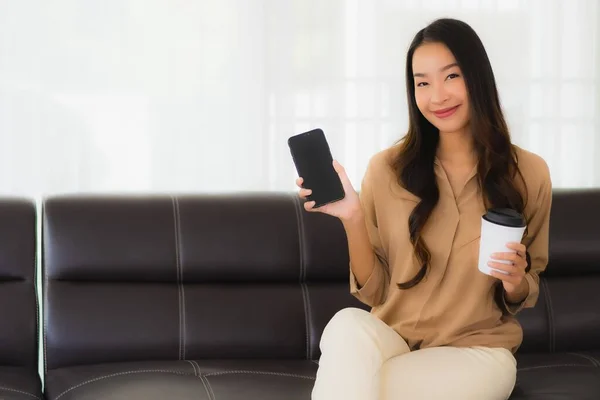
[{"x1": 430, "y1": 84, "x2": 449, "y2": 104}]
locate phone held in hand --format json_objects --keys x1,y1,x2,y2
[{"x1": 288, "y1": 128, "x2": 345, "y2": 208}]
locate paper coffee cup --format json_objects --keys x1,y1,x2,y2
[{"x1": 478, "y1": 208, "x2": 526, "y2": 276}]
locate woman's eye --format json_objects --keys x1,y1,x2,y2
[
  {"x1": 447, "y1": 73, "x2": 460, "y2": 80},
  {"x1": 416, "y1": 82, "x2": 428, "y2": 87}
]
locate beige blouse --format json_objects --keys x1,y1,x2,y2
[{"x1": 350, "y1": 144, "x2": 552, "y2": 353}]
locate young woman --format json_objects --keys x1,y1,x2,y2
[{"x1": 296, "y1": 18, "x2": 552, "y2": 400}]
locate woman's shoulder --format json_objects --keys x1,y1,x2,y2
[
  {"x1": 514, "y1": 145, "x2": 548, "y2": 169},
  {"x1": 366, "y1": 145, "x2": 399, "y2": 174},
  {"x1": 363, "y1": 144, "x2": 419, "y2": 201},
  {"x1": 363, "y1": 144, "x2": 403, "y2": 188},
  {"x1": 513, "y1": 145, "x2": 552, "y2": 203},
  {"x1": 513, "y1": 145, "x2": 551, "y2": 185}
]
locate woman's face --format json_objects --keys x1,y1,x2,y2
[{"x1": 412, "y1": 42, "x2": 470, "y2": 134}]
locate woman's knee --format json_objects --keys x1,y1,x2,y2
[
  {"x1": 381, "y1": 346, "x2": 516, "y2": 400},
  {"x1": 320, "y1": 307, "x2": 370, "y2": 346}
]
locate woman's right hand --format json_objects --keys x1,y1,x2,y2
[{"x1": 296, "y1": 160, "x2": 362, "y2": 222}]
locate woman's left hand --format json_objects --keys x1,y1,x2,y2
[{"x1": 488, "y1": 242, "x2": 529, "y2": 297}]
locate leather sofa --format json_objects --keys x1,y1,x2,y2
[
  {"x1": 0, "y1": 199, "x2": 42, "y2": 400},
  {"x1": 37, "y1": 189, "x2": 600, "y2": 399}
]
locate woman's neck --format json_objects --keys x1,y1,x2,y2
[{"x1": 436, "y1": 128, "x2": 476, "y2": 165}]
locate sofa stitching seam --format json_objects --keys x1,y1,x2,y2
[
  {"x1": 185, "y1": 359, "x2": 198, "y2": 376},
  {"x1": 586, "y1": 355, "x2": 600, "y2": 367},
  {"x1": 292, "y1": 195, "x2": 310, "y2": 360},
  {"x1": 42, "y1": 201, "x2": 48, "y2": 374},
  {"x1": 32, "y1": 200, "x2": 40, "y2": 377},
  {"x1": 199, "y1": 374, "x2": 216, "y2": 400},
  {"x1": 541, "y1": 278, "x2": 555, "y2": 352},
  {"x1": 191, "y1": 360, "x2": 202, "y2": 375},
  {"x1": 172, "y1": 196, "x2": 184, "y2": 360},
  {"x1": 517, "y1": 363, "x2": 595, "y2": 371},
  {"x1": 568, "y1": 352, "x2": 600, "y2": 367},
  {"x1": 207, "y1": 376, "x2": 217, "y2": 400},
  {"x1": 176, "y1": 197, "x2": 186, "y2": 360},
  {"x1": 295, "y1": 196, "x2": 307, "y2": 283},
  {"x1": 0, "y1": 386, "x2": 41, "y2": 400},
  {"x1": 302, "y1": 282, "x2": 313, "y2": 360},
  {"x1": 203, "y1": 370, "x2": 315, "y2": 380},
  {"x1": 198, "y1": 375, "x2": 215, "y2": 400},
  {"x1": 54, "y1": 370, "x2": 193, "y2": 399}
]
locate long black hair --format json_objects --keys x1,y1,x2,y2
[{"x1": 393, "y1": 18, "x2": 527, "y2": 289}]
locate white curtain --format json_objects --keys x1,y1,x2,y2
[{"x1": 0, "y1": 0, "x2": 598, "y2": 197}]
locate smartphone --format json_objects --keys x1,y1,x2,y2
[{"x1": 288, "y1": 128, "x2": 345, "y2": 208}]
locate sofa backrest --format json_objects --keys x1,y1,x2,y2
[
  {"x1": 517, "y1": 189, "x2": 600, "y2": 353},
  {"x1": 42, "y1": 194, "x2": 364, "y2": 370},
  {"x1": 0, "y1": 198, "x2": 38, "y2": 368},
  {"x1": 42, "y1": 189, "x2": 600, "y2": 370}
]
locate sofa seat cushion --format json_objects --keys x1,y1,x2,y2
[
  {"x1": 44, "y1": 353, "x2": 600, "y2": 400},
  {"x1": 511, "y1": 352, "x2": 600, "y2": 400},
  {"x1": 0, "y1": 367, "x2": 42, "y2": 400},
  {"x1": 45, "y1": 360, "x2": 317, "y2": 400}
]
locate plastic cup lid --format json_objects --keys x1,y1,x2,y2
[{"x1": 483, "y1": 208, "x2": 526, "y2": 228}]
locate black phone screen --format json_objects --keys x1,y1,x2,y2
[{"x1": 288, "y1": 128, "x2": 345, "y2": 207}]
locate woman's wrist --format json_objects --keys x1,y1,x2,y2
[
  {"x1": 504, "y1": 277, "x2": 529, "y2": 304},
  {"x1": 341, "y1": 206, "x2": 364, "y2": 228}
]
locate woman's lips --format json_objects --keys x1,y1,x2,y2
[{"x1": 433, "y1": 105, "x2": 460, "y2": 118}]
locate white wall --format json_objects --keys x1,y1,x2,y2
[{"x1": 0, "y1": 0, "x2": 597, "y2": 199}]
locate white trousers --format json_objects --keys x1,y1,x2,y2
[{"x1": 312, "y1": 308, "x2": 517, "y2": 400}]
